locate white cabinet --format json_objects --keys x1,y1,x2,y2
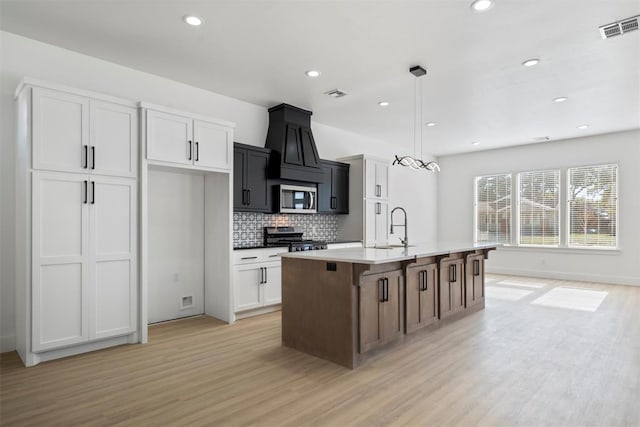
[
  {"x1": 337, "y1": 155, "x2": 390, "y2": 247},
  {"x1": 32, "y1": 87, "x2": 137, "y2": 177},
  {"x1": 233, "y1": 248, "x2": 286, "y2": 315},
  {"x1": 16, "y1": 80, "x2": 139, "y2": 366},
  {"x1": 145, "y1": 107, "x2": 233, "y2": 172},
  {"x1": 365, "y1": 158, "x2": 389, "y2": 199},
  {"x1": 31, "y1": 172, "x2": 137, "y2": 351}
]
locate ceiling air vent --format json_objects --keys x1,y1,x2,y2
[
  {"x1": 599, "y1": 15, "x2": 639, "y2": 39},
  {"x1": 325, "y1": 89, "x2": 348, "y2": 98}
]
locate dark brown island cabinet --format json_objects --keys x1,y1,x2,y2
[
  {"x1": 281, "y1": 245, "x2": 497, "y2": 369},
  {"x1": 233, "y1": 142, "x2": 272, "y2": 212},
  {"x1": 317, "y1": 160, "x2": 350, "y2": 214}
]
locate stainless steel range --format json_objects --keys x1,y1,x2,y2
[{"x1": 263, "y1": 226, "x2": 327, "y2": 252}]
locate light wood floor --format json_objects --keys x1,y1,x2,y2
[{"x1": 2, "y1": 275, "x2": 639, "y2": 426}]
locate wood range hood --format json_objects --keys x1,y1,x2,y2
[{"x1": 265, "y1": 103, "x2": 324, "y2": 183}]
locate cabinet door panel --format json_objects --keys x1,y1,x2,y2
[
  {"x1": 375, "y1": 162, "x2": 389, "y2": 199},
  {"x1": 32, "y1": 172, "x2": 90, "y2": 351},
  {"x1": 406, "y1": 263, "x2": 438, "y2": 333},
  {"x1": 364, "y1": 159, "x2": 377, "y2": 198},
  {"x1": 364, "y1": 200, "x2": 378, "y2": 247},
  {"x1": 193, "y1": 120, "x2": 232, "y2": 170},
  {"x1": 94, "y1": 260, "x2": 134, "y2": 338},
  {"x1": 380, "y1": 273, "x2": 402, "y2": 343},
  {"x1": 333, "y1": 164, "x2": 349, "y2": 214},
  {"x1": 375, "y1": 201, "x2": 389, "y2": 246},
  {"x1": 359, "y1": 276, "x2": 382, "y2": 353},
  {"x1": 235, "y1": 266, "x2": 262, "y2": 311},
  {"x1": 245, "y1": 150, "x2": 271, "y2": 212},
  {"x1": 90, "y1": 101, "x2": 137, "y2": 177},
  {"x1": 233, "y1": 148, "x2": 247, "y2": 210},
  {"x1": 263, "y1": 264, "x2": 282, "y2": 305},
  {"x1": 146, "y1": 110, "x2": 192, "y2": 165},
  {"x1": 90, "y1": 176, "x2": 137, "y2": 338},
  {"x1": 32, "y1": 87, "x2": 89, "y2": 173},
  {"x1": 466, "y1": 255, "x2": 485, "y2": 308},
  {"x1": 317, "y1": 162, "x2": 333, "y2": 213},
  {"x1": 440, "y1": 259, "x2": 465, "y2": 319}
]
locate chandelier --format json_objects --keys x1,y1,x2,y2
[{"x1": 392, "y1": 65, "x2": 440, "y2": 172}]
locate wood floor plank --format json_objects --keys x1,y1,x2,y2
[{"x1": 1, "y1": 275, "x2": 639, "y2": 426}]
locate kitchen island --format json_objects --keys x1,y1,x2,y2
[{"x1": 281, "y1": 243, "x2": 497, "y2": 368}]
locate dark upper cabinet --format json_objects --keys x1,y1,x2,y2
[
  {"x1": 317, "y1": 160, "x2": 349, "y2": 214},
  {"x1": 234, "y1": 143, "x2": 272, "y2": 212}
]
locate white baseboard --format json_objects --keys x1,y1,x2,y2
[
  {"x1": 0, "y1": 334, "x2": 16, "y2": 353},
  {"x1": 487, "y1": 266, "x2": 640, "y2": 286}
]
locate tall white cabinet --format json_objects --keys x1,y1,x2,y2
[
  {"x1": 337, "y1": 155, "x2": 390, "y2": 247},
  {"x1": 15, "y1": 80, "x2": 138, "y2": 366}
]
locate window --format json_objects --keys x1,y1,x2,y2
[
  {"x1": 568, "y1": 164, "x2": 618, "y2": 248},
  {"x1": 475, "y1": 174, "x2": 511, "y2": 243},
  {"x1": 518, "y1": 170, "x2": 560, "y2": 246}
]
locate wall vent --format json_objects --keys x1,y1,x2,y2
[
  {"x1": 325, "y1": 89, "x2": 348, "y2": 98},
  {"x1": 180, "y1": 295, "x2": 194, "y2": 309},
  {"x1": 599, "y1": 15, "x2": 639, "y2": 39}
]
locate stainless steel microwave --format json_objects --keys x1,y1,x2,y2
[{"x1": 279, "y1": 184, "x2": 317, "y2": 214}]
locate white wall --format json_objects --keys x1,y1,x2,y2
[
  {"x1": 437, "y1": 130, "x2": 640, "y2": 286},
  {"x1": 0, "y1": 31, "x2": 438, "y2": 351}
]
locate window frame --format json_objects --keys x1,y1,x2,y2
[
  {"x1": 516, "y1": 169, "x2": 561, "y2": 248},
  {"x1": 473, "y1": 172, "x2": 513, "y2": 245},
  {"x1": 566, "y1": 163, "x2": 619, "y2": 250}
]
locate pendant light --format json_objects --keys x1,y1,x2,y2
[{"x1": 393, "y1": 65, "x2": 440, "y2": 172}]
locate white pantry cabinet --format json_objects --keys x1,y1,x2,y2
[
  {"x1": 233, "y1": 248, "x2": 287, "y2": 315},
  {"x1": 32, "y1": 87, "x2": 137, "y2": 178},
  {"x1": 337, "y1": 154, "x2": 390, "y2": 247},
  {"x1": 15, "y1": 79, "x2": 139, "y2": 366},
  {"x1": 145, "y1": 105, "x2": 233, "y2": 172}
]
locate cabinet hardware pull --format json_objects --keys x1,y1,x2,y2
[
  {"x1": 83, "y1": 180, "x2": 88, "y2": 204},
  {"x1": 269, "y1": 254, "x2": 280, "y2": 258},
  {"x1": 91, "y1": 181, "x2": 95, "y2": 204},
  {"x1": 242, "y1": 189, "x2": 247, "y2": 205},
  {"x1": 247, "y1": 189, "x2": 251, "y2": 205},
  {"x1": 474, "y1": 259, "x2": 480, "y2": 276},
  {"x1": 379, "y1": 278, "x2": 385, "y2": 303},
  {"x1": 376, "y1": 184, "x2": 381, "y2": 197},
  {"x1": 188, "y1": 140, "x2": 192, "y2": 160},
  {"x1": 91, "y1": 146, "x2": 95, "y2": 170},
  {"x1": 241, "y1": 256, "x2": 258, "y2": 260},
  {"x1": 264, "y1": 267, "x2": 268, "y2": 283},
  {"x1": 83, "y1": 145, "x2": 88, "y2": 169},
  {"x1": 449, "y1": 264, "x2": 456, "y2": 283},
  {"x1": 195, "y1": 141, "x2": 199, "y2": 162},
  {"x1": 375, "y1": 202, "x2": 381, "y2": 215},
  {"x1": 385, "y1": 278, "x2": 389, "y2": 302},
  {"x1": 331, "y1": 196, "x2": 336, "y2": 210}
]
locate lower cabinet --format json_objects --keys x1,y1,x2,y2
[
  {"x1": 465, "y1": 253, "x2": 485, "y2": 308},
  {"x1": 405, "y1": 258, "x2": 438, "y2": 333},
  {"x1": 233, "y1": 248, "x2": 286, "y2": 314},
  {"x1": 439, "y1": 255, "x2": 466, "y2": 320},
  {"x1": 359, "y1": 269, "x2": 403, "y2": 353}
]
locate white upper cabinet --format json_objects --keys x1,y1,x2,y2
[
  {"x1": 90, "y1": 100, "x2": 138, "y2": 178},
  {"x1": 31, "y1": 86, "x2": 137, "y2": 178},
  {"x1": 32, "y1": 87, "x2": 89, "y2": 174},
  {"x1": 364, "y1": 158, "x2": 389, "y2": 199},
  {"x1": 146, "y1": 110, "x2": 193, "y2": 166},
  {"x1": 144, "y1": 105, "x2": 234, "y2": 172},
  {"x1": 193, "y1": 119, "x2": 232, "y2": 170}
]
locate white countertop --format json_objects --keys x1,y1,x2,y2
[{"x1": 280, "y1": 242, "x2": 499, "y2": 265}]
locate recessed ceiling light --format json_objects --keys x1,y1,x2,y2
[
  {"x1": 577, "y1": 124, "x2": 589, "y2": 130},
  {"x1": 425, "y1": 122, "x2": 436, "y2": 127},
  {"x1": 470, "y1": 0, "x2": 494, "y2": 12},
  {"x1": 553, "y1": 97, "x2": 568, "y2": 103},
  {"x1": 183, "y1": 15, "x2": 204, "y2": 26},
  {"x1": 305, "y1": 70, "x2": 321, "y2": 78},
  {"x1": 378, "y1": 101, "x2": 390, "y2": 107},
  {"x1": 471, "y1": 141, "x2": 480, "y2": 146},
  {"x1": 522, "y1": 58, "x2": 540, "y2": 67}
]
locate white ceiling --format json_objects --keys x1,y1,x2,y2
[{"x1": 1, "y1": 0, "x2": 639, "y2": 156}]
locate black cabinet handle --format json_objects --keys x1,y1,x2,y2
[
  {"x1": 247, "y1": 189, "x2": 251, "y2": 205},
  {"x1": 449, "y1": 264, "x2": 456, "y2": 283},
  {"x1": 91, "y1": 181, "x2": 95, "y2": 204},
  {"x1": 83, "y1": 180, "x2": 88, "y2": 204},
  {"x1": 385, "y1": 278, "x2": 389, "y2": 302},
  {"x1": 419, "y1": 270, "x2": 428, "y2": 292},
  {"x1": 241, "y1": 256, "x2": 258, "y2": 260},
  {"x1": 242, "y1": 189, "x2": 247, "y2": 205},
  {"x1": 83, "y1": 145, "x2": 88, "y2": 169},
  {"x1": 331, "y1": 196, "x2": 337, "y2": 210},
  {"x1": 195, "y1": 141, "x2": 199, "y2": 162},
  {"x1": 474, "y1": 259, "x2": 480, "y2": 276},
  {"x1": 188, "y1": 140, "x2": 192, "y2": 160},
  {"x1": 379, "y1": 278, "x2": 385, "y2": 303},
  {"x1": 264, "y1": 267, "x2": 268, "y2": 283},
  {"x1": 91, "y1": 146, "x2": 95, "y2": 170}
]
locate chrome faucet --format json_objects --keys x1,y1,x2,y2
[{"x1": 390, "y1": 207, "x2": 408, "y2": 248}]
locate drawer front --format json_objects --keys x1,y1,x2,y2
[{"x1": 233, "y1": 248, "x2": 288, "y2": 265}]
